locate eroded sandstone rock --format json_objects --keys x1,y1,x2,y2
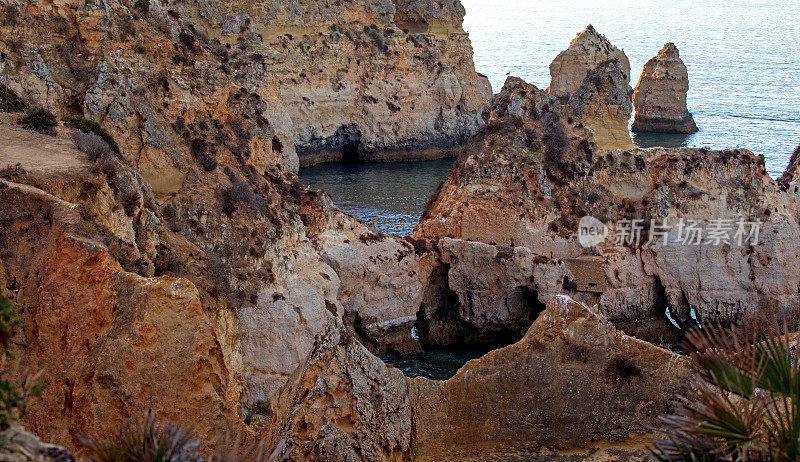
[
  {"x1": 267, "y1": 296, "x2": 690, "y2": 461},
  {"x1": 548, "y1": 25, "x2": 634, "y2": 149},
  {"x1": 416, "y1": 76, "x2": 800, "y2": 341},
  {"x1": 0, "y1": 101, "x2": 423, "y2": 449},
  {"x1": 632, "y1": 43, "x2": 698, "y2": 134},
  {"x1": 0, "y1": 0, "x2": 490, "y2": 187}
]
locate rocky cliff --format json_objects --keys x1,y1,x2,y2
[
  {"x1": 548, "y1": 25, "x2": 634, "y2": 150},
  {"x1": 632, "y1": 43, "x2": 698, "y2": 133},
  {"x1": 1, "y1": 1, "x2": 795, "y2": 459},
  {"x1": 0, "y1": 0, "x2": 490, "y2": 189},
  {"x1": 268, "y1": 296, "x2": 689, "y2": 461},
  {"x1": 416, "y1": 76, "x2": 800, "y2": 343},
  {"x1": 0, "y1": 101, "x2": 422, "y2": 448},
  {"x1": 0, "y1": 114, "x2": 692, "y2": 459}
]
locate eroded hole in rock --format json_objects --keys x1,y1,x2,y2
[
  {"x1": 618, "y1": 276, "x2": 687, "y2": 353},
  {"x1": 383, "y1": 273, "x2": 548, "y2": 380}
]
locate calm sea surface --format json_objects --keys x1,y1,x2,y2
[{"x1": 302, "y1": 1, "x2": 800, "y2": 237}]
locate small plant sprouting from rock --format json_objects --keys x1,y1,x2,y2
[
  {"x1": 80, "y1": 410, "x2": 200, "y2": 461},
  {"x1": 62, "y1": 115, "x2": 120, "y2": 154},
  {"x1": 72, "y1": 132, "x2": 113, "y2": 162},
  {"x1": 223, "y1": 179, "x2": 265, "y2": 216},
  {"x1": 0, "y1": 83, "x2": 27, "y2": 113},
  {"x1": 19, "y1": 108, "x2": 58, "y2": 136},
  {"x1": 80, "y1": 411, "x2": 270, "y2": 461},
  {"x1": 602, "y1": 353, "x2": 641, "y2": 383},
  {"x1": 0, "y1": 295, "x2": 46, "y2": 430},
  {"x1": 191, "y1": 138, "x2": 218, "y2": 172}
]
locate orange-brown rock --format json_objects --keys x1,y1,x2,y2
[
  {"x1": 0, "y1": 154, "x2": 238, "y2": 450},
  {"x1": 632, "y1": 43, "x2": 698, "y2": 134},
  {"x1": 0, "y1": 98, "x2": 422, "y2": 451},
  {"x1": 548, "y1": 25, "x2": 634, "y2": 150},
  {"x1": 267, "y1": 296, "x2": 690, "y2": 461},
  {"x1": 416, "y1": 76, "x2": 800, "y2": 342}
]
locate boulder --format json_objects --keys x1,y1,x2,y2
[
  {"x1": 0, "y1": 427, "x2": 76, "y2": 462},
  {"x1": 632, "y1": 43, "x2": 699, "y2": 134}
]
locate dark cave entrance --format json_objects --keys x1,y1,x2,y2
[
  {"x1": 334, "y1": 124, "x2": 362, "y2": 163},
  {"x1": 382, "y1": 278, "x2": 548, "y2": 381}
]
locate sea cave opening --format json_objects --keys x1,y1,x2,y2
[{"x1": 382, "y1": 285, "x2": 548, "y2": 381}]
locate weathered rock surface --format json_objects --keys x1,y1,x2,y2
[
  {"x1": 0, "y1": 427, "x2": 76, "y2": 462},
  {"x1": 268, "y1": 296, "x2": 690, "y2": 461},
  {"x1": 632, "y1": 43, "x2": 698, "y2": 134},
  {"x1": 0, "y1": 0, "x2": 490, "y2": 184},
  {"x1": 0, "y1": 128, "x2": 239, "y2": 448},
  {"x1": 416, "y1": 76, "x2": 800, "y2": 341},
  {"x1": 778, "y1": 144, "x2": 800, "y2": 191},
  {"x1": 548, "y1": 25, "x2": 634, "y2": 149},
  {"x1": 0, "y1": 117, "x2": 419, "y2": 449}
]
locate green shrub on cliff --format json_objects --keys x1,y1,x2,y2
[
  {"x1": 651, "y1": 314, "x2": 800, "y2": 461},
  {"x1": 19, "y1": 108, "x2": 57, "y2": 136},
  {"x1": 62, "y1": 115, "x2": 120, "y2": 155},
  {"x1": 0, "y1": 83, "x2": 26, "y2": 113}
]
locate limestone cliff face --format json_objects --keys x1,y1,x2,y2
[
  {"x1": 632, "y1": 43, "x2": 698, "y2": 133},
  {"x1": 548, "y1": 25, "x2": 634, "y2": 150},
  {"x1": 268, "y1": 296, "x2": 689, "y2": 461},
  {"x1": 0, "y1": 110, "x2": 422, "y2": 448},
  {"x1": 0, "y1": 124, "x2": 239, "y2": 448},
  {"x1": 0, "y1": 0, "x2": 489, "y2": 187},
  {"x1": 416, "y1": 76, "x2": 800, "y2": 340}
]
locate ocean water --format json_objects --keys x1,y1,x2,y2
[
  {"x1": 299, "y1": 158, "x2": 454, "y2": 236},
  {"x1": 462, "y1": 0, "x2": 800, "y2": 177},
  {"x1": 381, "y1": 346, "x2": 493, "y2": 381},
  {"x1": 301, "y1": 1, "x2": 800, "y2": 236}
]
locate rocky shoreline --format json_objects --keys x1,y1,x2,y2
[{"x1": 0, "y1": 0, "x2": 798, "y2": 460}]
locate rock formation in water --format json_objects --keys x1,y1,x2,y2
[
  {"x1": 0, "y1": 0, "x2": 490, "y2": 188},
  {"x1": 548, "y1": 25, "x2": 634, "y2": 150},
  {"x1": 632, "y1": 43, "x2": 699, "y2": 134},
  {"x1": 0, "y1": 0, "x2": 794, "y2": 459},
  {"x1": 416, "y1": 76, "x2": 800, "y2": 343},
  {"x1": 268, "y1": 296, "x2": 689, "y2": 461}
]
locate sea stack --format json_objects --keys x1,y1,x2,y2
[
  {"x1": 548, "y1": 25, "x2": 634, "y2": 150},
  {"x1": 631, "y1": 43, "x2": 699, "y2": 133}
]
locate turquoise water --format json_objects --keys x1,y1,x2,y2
[{"x1": 462, "y1": 0, "x2": 800, "y2": 177}]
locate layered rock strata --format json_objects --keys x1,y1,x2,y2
[
  {"x1": 632, "y1": 43, "x2": 699, "y2": 133},
  {"x1": 548, "y1": 25, "x2": 634, "y2": 150},
  {"x1": 0, "y1": 0, "x2": 490, "y2": 191},
  {"x1": 416, "y1": 76, "x2": 800, "y2": 342}
]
